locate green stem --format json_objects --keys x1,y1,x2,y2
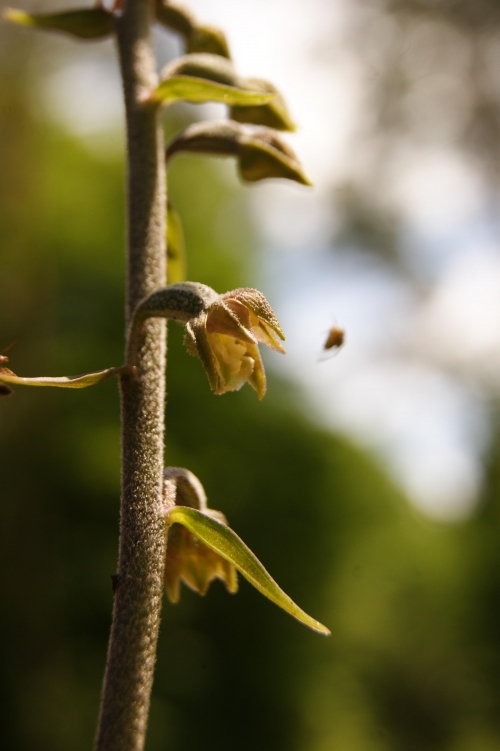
[{"x1": 94, "y1": 0, "x2": 167, "y2": 749}]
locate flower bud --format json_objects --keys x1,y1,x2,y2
[
  {"x1": 230, "y1": 78, "x2": 296, "y2": 132},
  {"x1": 155, "y1": 1, "x2": 230, "y2": 58},
  {"x1": 186, "y1": 25, "x2": 230, "y2": 58},
  {"x1": 166, "y1": 121, "x2": 311, "y2": 185},
  {"x1": 163, "y1": 467, "x2": 238, "y2": 603},
  {"x1": 155, "y1": 0, "x2": 195, "y2": 37},
  {"x1": 3, "y1": 7, "x2": 114, "y2": 40}
]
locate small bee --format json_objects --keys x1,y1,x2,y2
[
  {"x1": 0, "y1": 342, "x2": 17, "y2": 396},
  {"x1": 324, "y1": 326, "x2": 345, "y2": 351},
  {"x1": 319, "y1": 326, "x2": 345, "y2": 361}
]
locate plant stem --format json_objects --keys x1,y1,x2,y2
[{"x1": 94, "y1": 0, "x2": 167, "y2": 749}]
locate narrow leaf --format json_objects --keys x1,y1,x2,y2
[
  {"x1": 0, "y1": 366, "x2": 123, "y2": 390},
  {"x1": 167, "y1": 506, "x2": 330, "y2": 635},
  {"x1": 151, "y1": 76, "x2": 274, "y2": 107},
  {"x1": 3, "y1": 7, "x2": 114, "y2": 40},
  {"x1": 167, "y1": 202, "x2": 187, "y2": 283}
]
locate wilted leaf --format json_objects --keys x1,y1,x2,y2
[
  {"x1": 0, "y1": 366, "x2": 123, "y2": 390},
  {"x1": 167, "y1": 506, "x2": 330, "y2": 634}
]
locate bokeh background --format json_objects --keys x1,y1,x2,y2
[{"x1": 2, "y1": 1, "x2": 500, "y2": 749}]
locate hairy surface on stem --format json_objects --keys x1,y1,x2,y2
[{"x1": 94, "y1": 0, "x2": 167, "y2": 749}]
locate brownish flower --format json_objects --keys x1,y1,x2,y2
[
  {"x1": 163, "y1": 467, "x2": 238, "y2": 603},
  {"x1": 184, "y1": 287, "x2": 285, "y2": 399}
]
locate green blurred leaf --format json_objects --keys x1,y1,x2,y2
[
  {"x1": 167, "y1": 506, "x2": 330, "y2": 634},
  {"x1": 153, "y1": 54, "x2": 274, "y2": 107},
  {"x1": 167, "y1": 202, "x2": 187, "y2": 283},
  {"x1": 152, "y1": 77, "x2": 274, "y2": 107},
  {"x1": 0, "y1": 366, "x2": 122, "y2": 390},
  {"x1": 3, "y1": 7, "x2": 114, "y2": 40}
]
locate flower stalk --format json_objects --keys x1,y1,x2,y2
[{"x1": 94, "y1": 1, "x2": 167, "y2": 750}]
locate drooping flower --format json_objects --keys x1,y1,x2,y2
[
  {"x1": 163, "y1": 467, "x2": 238, "y2": 603},
  {"x1": 184, "y1": 287, "x2": 285, "y2": 399}
]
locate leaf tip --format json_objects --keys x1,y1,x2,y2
[{"x1": 3, "y1": 8, "x2": 34, "y2": 26}]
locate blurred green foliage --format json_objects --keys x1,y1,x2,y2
[{"x1": 2, "y1": 27, "x2": 500, "y2": 751}]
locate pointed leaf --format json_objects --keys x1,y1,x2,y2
[
  {"x1": 167, "y1": 506, "x2": 330, "y2": 634},
  {"x1": 3, "y1": 7, "x2": 114, "y2": 40},
  {"x1": 0, "y1": 366, "x2": 122, "y2": 390},
  {"x1": 151, "y1": 76, "x2": 274, "y2": 107}
]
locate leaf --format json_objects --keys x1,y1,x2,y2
[
  {"x1": 0, "y1": 366, "x2": 122, "y2": 390},
  {"x1": 3, "y1": 7, "x2": 114, "y2": 40},
  {"x1": 151, "y1": 76, "x2": 275, "y2": 107},
  {"x1": 167, "y1": 202, "x2": 187, "y2": 284},
  {"x1": 167, "y1": 506, "x2": 330, "y2": 635}
]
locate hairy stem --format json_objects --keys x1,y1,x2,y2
[{"x1": 94, "y1": 1, "x2": 167, "y2": 749}]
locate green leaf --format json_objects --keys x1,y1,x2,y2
[
  {"x1": 3, "y1": 7, "x2": 114, "y2": 40},
  {"x1": 0, "y1": 366, "x2": 123, "y2": 390},
  {"x1": 167, "y1": 506, "x2": 330, "y2": 635},
  {"x1": 151, "y1": 76, "x2": 274, "y2": 107},
  {"x1": 167, "y1": 202, "x2": 187, "y2": 283}
]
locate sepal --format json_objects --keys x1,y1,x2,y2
[
  {"x1": 3, "y1": 6, "x2": 114, "y2": 40},
  {"x1": 166, "y1": 120, "x2": 311, "y2": 185}
]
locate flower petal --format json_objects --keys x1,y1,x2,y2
[
  {"x1": 246, "y1": 343, "x2": 267, "y2": 400},
  {"x1": 225, "y1": 299, "x2": 286, "y2": 353},
  {"x1": 222, "y1": 288, "x2": 285, "y2": 341},
  {"x1": 205, "y1": 300, "x2": 255, "y2": 343},
  {"x1": 185, "y1": 315, "x2": 220, "y2": 391},
  {"x1": 208, "y1": 333, "x2": 255, "y2": 394}
]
